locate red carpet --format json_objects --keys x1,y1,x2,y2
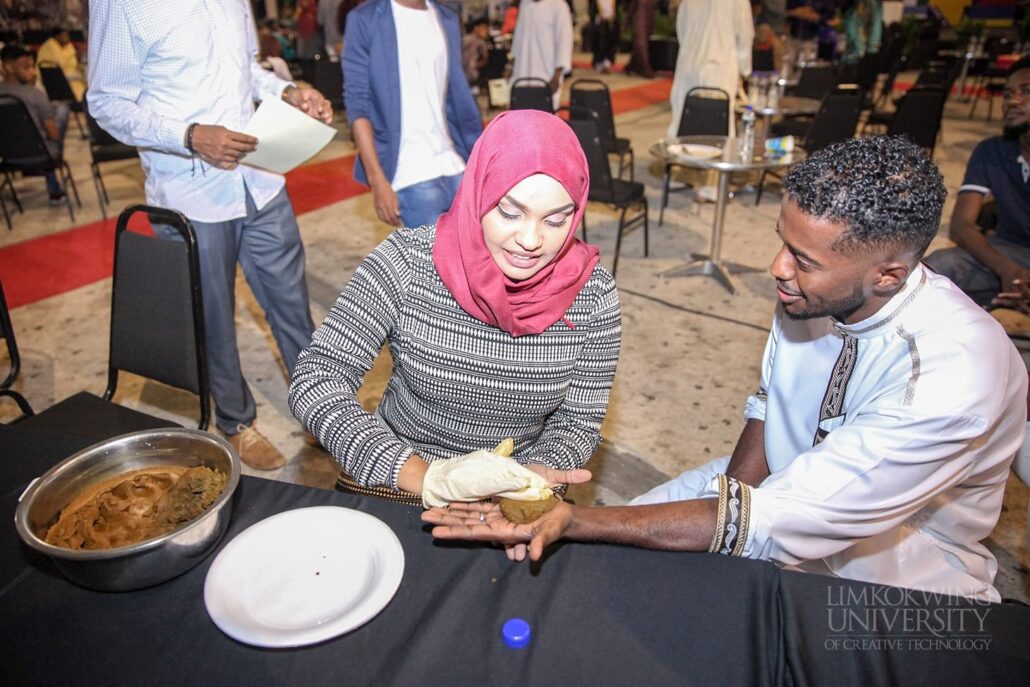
[{"x1": 1, "y1": 80, "x2": 671, "y2": 310}]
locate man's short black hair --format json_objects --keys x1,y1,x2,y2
[
  {"x1": 51, "y1": 27, "x2": 69, "y2": 38},
  {"x1": 0, "y1": 43, "x2": 31, "y2": 63},
  {"x1": 1009, "y1": 55, "x2": 1030, "y2": 78},
  {"x1": 468, "y1": 16, "x2": 489, "y2": 30},
  {"x1": 782, "y1": 136, "x2": 946, "y2": 258}
]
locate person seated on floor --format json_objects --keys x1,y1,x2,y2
[
  {"x1": 0, "y1": 43, "x2": 69, "y2": 205},
  {"x1": 36, "y1": 27, "x2": 85, "y2": 100},
  {"x1": 424, "y1": 135, "x2": 1028, "y2": 601},
  {"x1": 924, "y1": 57, "x2": 1030, "y2": 309},
  {"x1": 289, "y1": 111, "x2": 620, "y2": 539}
]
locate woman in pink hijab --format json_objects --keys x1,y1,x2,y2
[{"x1": 290, "y1": 111, "x2": 621, "y2": 526}]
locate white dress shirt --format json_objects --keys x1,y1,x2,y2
[
  {"x1": 734, "y1": 265, "x2": 1027, "y2": 601},
  {"x1": 88, "y1": 0, "x2": 293, "y2": 223}
]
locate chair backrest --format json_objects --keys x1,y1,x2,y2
[
  {"x1": 0, "y1": 277, "x2": 21, "y2": 390},
  {"x1": 37, "y1": 64, "x2": 78, "y2": 103},
  {"x1": 311, "y1": 55, "x2": 343, "y2": 108},
  {"x1": 678, "y1": 87, "x2": 730, "y2": 137},
  {"x1": 906, "y1": 37, "x2": 939, "y2": 71},
  {"x1": 752, "y1": 48, "x2": 775, "y2": 73},
  {"x1": 886, "y1": 85, "x2": 948, "y2": 154},
  {"x1": 105, "y1": 205, "x2": 210, "y2": 429},
  {"x1": 0, "y1": 95, "x2": 54, "y2": 161},
  {"x1": 792, "y1": 64, "x2": 837, "y2": 100},
  {"x1": 569, "y1": 79, "x2": 619, "y2": 152},
  {"x1": 510, "y1": 77, "x2": 553, "y2": 113},
  {"x1": 803, "y1": 86, "x2": 862, "y2": 154},
  {"x1": 565, "y1": 111, "x2": 615, "y2": 202},
  {"x1": 481, "y1": 48, "x2": 508, "y2": 82},
  {"x1": 913, "y1": 62, "x2": 951, "y2": 90}
]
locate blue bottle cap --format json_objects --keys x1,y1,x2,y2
[{"x1": 502, "y1": 618, "x2": 531, "y2": 649}]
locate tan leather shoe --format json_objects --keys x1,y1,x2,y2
[{"x1": 224, "y1": 424, "x2": 286, "y2": 471}]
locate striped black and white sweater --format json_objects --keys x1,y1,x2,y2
[{"x1": 289, "y1": 224, "x2": 622, "y2": 490}]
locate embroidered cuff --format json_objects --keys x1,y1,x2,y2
[{"x1": 712, "y1": 474, "x2": 752, "y2": 557}]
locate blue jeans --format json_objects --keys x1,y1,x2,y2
[
  {"x1": 395, "y1": 173, "x2": 463, "y2": 228},
  {"x1": 924, "y1": 236, "x2": 1030, "y2": 307},
  {"x1": 153, "y1": 186, "x2": 315, "y2": 434}
]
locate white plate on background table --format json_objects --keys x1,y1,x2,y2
[
  {"x1": 204, "y1": 506, "x2": 404, "y2": 648},
  {"x1": 667, "y1": 143, "x2": 723, "y2": 161}
]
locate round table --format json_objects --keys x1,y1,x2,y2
[{"x1": 649, "y1": 135, "x2": 805, "y2": 294}]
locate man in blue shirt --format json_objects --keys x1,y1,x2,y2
[{"x1": 925, "y1": 57, "x2": 1030, "y2": 308}]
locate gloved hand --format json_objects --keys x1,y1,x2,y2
[{"x1": 421, "y1": 450, "x2": 553, "y2": 508}]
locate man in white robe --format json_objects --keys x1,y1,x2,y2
[
  {"x1": 424, "y1": 136, "x2": 1028, "y2": 602},
  {"x1": 510, "y1": 0, "x2": 573, "y2": 111},
  {"x1": 668, "y1": 0, "x2": 754, "y2": 139}
]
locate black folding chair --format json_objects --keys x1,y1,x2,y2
[
  {"x1": 758, "y1": 86, "x2": 862, "y2": 205},
  {"x1": 83, "y1": 97, "x2": 140, "y2": 218},
  {"x1": 16, "y1": 205, "x2": 211, "y2": 437},
  {"x1": 789, "y1": 64, "x2": 837, "y2": 101},
  {"x1": 566, "y1": 111, "x2": 648, "y2": 278},
  {"x1": 752, "y1": 48, "x2": 775, "y2": 73},
  {"x1": 885, "y1": 85, "x2": 949, "y2": 157},
  {"x1": 569, "y1": 79, "x2": 634, "y2": 180},
  {"x1": 311, "y1": 54, "x2": 343, "y2": 109},
  {"x1": 510, "y1": 77, "x2": 553, "y2": 113},
  {"x1": 37, "y1": 63, "x2": 87, "y2": 139},
  {"x1": 659, "y1": 86, "x2": 730, "y2": 226},
  {"x1": 0, "y1": 95, "x2": 82, "y2": 228},
  {"x1": 0, "y1": 277, "x2": 35, "y2": 420}
]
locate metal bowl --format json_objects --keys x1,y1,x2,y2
[{"x1": 15, "y1": 428, "x2": 240, "y2": 592}]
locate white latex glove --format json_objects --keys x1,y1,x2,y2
[{"x1": 422, "y1": 450, "x2": 553, "y2": 508}]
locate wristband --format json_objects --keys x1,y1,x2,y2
[{"x1": 184, "y1": 122, "x2": 198, "y2": 153}]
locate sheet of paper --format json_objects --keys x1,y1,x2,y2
[{"x1": 241, "y1": 95, "x2": 336, "y2": 174}]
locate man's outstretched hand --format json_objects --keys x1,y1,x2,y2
[{"x1": 421, "y1": 500, "x2": 575, "y2": 562}]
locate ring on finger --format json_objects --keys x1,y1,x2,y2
[{"x1": 479, "y1": 512, "x2": 486, "y2": 523}]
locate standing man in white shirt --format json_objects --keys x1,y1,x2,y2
[
  {"x1": 424, "y1": 136, "x2": 1028, "y2": 602},
  {"x1": 88, "y1": 0, "x2": 334, "y2": 470},
  {"x1": 510, "y1": 0, "x2": 573, "y2": 112}
]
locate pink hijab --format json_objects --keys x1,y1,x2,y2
[{"x1": 432, "y1": 110, "x2": 600, "y2": 337}]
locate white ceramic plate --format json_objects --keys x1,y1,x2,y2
[
  {"x1": 203, "y1": 506, "x2": 404, "y2": 648},
  {"x1": 667, "y1": 143, "x2": 722, "y2": 161}
]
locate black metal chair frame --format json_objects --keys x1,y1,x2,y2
[
  {"x1": 510, "y1": 77, "x2": 554, "y2": 114},
  {"x1": 0, "y1": 277, "x2": 35, "y2": 419},
  {"x1": 0, "y1": 95, "x2": 82, "y2": 229},
  {"x1": 885, "y1": 85, "x2": 949, "y2": 158},
  {"x1": 37, "y1": 62, "x2": 87, "y2": 139},
  {"x1": 82, "y1": 97, "x2": 140, "y2": 218},
  {"x1": 565, "y1": 109, "x2": 648, "y2": 278},
  {"x1": 756, "y1": 86, "x2": 862, "y2": 205},
  {"x1": 569, "y1": 78, "x2": 634, "y2": 181},
  {"x1": 104, "y1": 205, "x2": 211, "y2": 430},
  {"x1": 660, "y1": 86, "x2": 730, "y2": 226}
]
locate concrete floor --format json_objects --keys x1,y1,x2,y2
[{"x1": 1, "y1": 56, "x2": 1027, "y2": 601}]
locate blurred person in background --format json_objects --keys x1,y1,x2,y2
[
  {"x1": 36, "y1": 26, "x2": 84, "y2": 100},
  {"x1": 510, "y1": 0, "x2": 573, "y2": 110}
]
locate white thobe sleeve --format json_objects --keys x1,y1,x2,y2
[
  {"x1": 735, "y1": 0, "x2": 755, "y2": 77},
  {"x1": 86, "y1": 0, "x2": 189, "y2": 155},
  {"x1": 555, "y1": 3, "x2": 574, "y2": 72},
  {"x1": 741, "y1": 407, "x2": 993, "y2": 566},
  {"x1": 743, "y1": 315, "x2": 778, "y2": 422}
]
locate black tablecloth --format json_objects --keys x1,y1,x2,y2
[{"x1": 1, "y1": 422, "x2": 1028, "y2": 686}]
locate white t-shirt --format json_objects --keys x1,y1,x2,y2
[{"x1": 391, "y1": 1, "x2": 465, "y2": 191}]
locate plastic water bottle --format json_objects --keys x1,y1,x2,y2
[{"x1": 740, "y1": 106, "x2": 756, "y2": 160}]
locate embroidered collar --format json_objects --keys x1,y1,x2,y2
[
  {"x1": 1018, "y1": 154, "x2": 1029, "y2": 184},
  {"x1": 833, "y1": 264, "x2": 928, "y2": 339}
]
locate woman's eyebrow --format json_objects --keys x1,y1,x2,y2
[{"x1": 502, "y1": 195, "x2": 575, "y2": 215}]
